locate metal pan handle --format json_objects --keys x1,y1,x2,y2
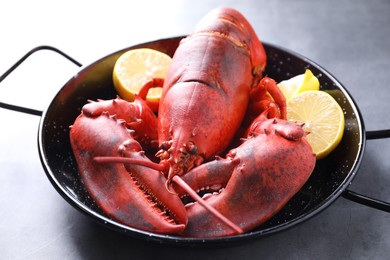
[
  {"x1": 0, "y1": 46, "x2": 82, "y2": 116},
  {"x1": 343, "y1": 130, "x2": 390, "y2": 212}
]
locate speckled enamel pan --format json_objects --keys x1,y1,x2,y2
[{"x1": 1, "y1": 36, "x2": 389, "y2": 246}]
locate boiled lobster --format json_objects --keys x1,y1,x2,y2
[{"x1": 69, "y1": 7, "x2": 315, "y2": 237}]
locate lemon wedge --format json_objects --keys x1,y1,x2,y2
[
  {"x1": 113, "y1": 48, "x2": 172, "y2": 102},
  {"x1": 287, "y1": 90, "x2": 345, "y2": 159},
  {"x1": 277, "y1": 69, "x2": 320, "y2": 102}
]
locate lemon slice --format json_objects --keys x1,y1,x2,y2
[
  {"x1": 113, "y1": 48, "x2": 172, "y2": 102},
  {"x1": 277, "y1": 69, "x2": 320, "y2": 102},
  {"x1": 287, "y1": 90, "x2": 345, "y2": 159}
]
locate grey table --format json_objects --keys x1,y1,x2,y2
[{"x1": 1, "y1": 0, "x2": 389, "y2": 259}]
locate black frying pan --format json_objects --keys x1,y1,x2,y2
[{"x1": 1, "y1": 36, "x2": 390, "y2": 246}]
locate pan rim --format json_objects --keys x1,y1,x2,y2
[{"x1": 37, "y1": 37, "x2": 366, "y2": 245}]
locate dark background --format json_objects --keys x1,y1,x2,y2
[{"x1": 1, "y1": 0, "x2": 389, "y2": 259}]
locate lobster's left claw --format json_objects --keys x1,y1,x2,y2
[
  {"x1": 246, "y1": 77, "x2": 287, "y2": 123},
  {"x1": 174, "y1": 118, "x2": 316, "y2": 237}
]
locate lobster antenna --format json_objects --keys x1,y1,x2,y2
[
  {"x1": 94, "y1": 156, "x2": 166, "y2": 171},
  {"x1": 172, "y1": 175, "x2": 243, "y2": 235}
]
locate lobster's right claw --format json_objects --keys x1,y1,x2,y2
[{"x1": 70, "y1": 112, "x2": 187, "y2": 234}]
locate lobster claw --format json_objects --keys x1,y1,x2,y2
[
  {"x1": 70, "y1": 112, "x2": 187, "y2": 234},
  {"x1": 173, "y1": 116, "x2": 316, "y2": 237}
]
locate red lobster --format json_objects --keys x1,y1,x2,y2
[{"x1": 70, "y1": 7, "x2": 315, "y2": 237}]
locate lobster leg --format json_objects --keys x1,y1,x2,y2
[
  {"x1": 247, "y1": 77, "x2": 287, "y2": 122},
  {"x1": 137, "y1": 77, "x2": 165, "y2": 113},
  {"x1": 173, "y1": 116, "x2": 316, "y2": 237},
  {"x1": 70, "y1": 112, "x2": 187, "y2": 234}
]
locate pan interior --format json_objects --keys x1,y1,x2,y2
[{"x1": 37, "y1": 37, "x2": 364, "y2": 244}]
